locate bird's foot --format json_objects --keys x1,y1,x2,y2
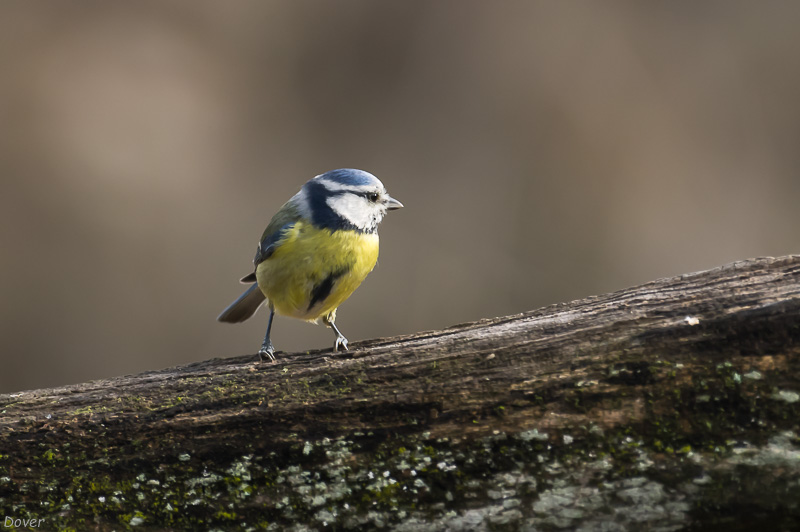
[
  {"x1": 333, "y1": 335, "x2": 349, "y2": 353},
  {"x1": 258, "y1": 341, "x2": 276, "y2": 362}
]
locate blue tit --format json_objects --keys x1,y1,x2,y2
[{"x1": 218, "y1": 168, "x2": 403, "y2": 361}]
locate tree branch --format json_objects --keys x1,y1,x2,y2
[{"x1": 2, "y1": 256, "x2": 800, "y2": 530}]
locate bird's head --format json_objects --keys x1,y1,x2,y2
[{"x1": 298, "y1": 168, "x2": 403, "y2": 233}]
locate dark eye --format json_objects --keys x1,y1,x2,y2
[{"x1": 367, "y1": 193, "x2": 380, "y2": 202}]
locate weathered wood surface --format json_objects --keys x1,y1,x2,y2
[{"x1": 1, "y1": 255, "x2": 800, "y2": 531}]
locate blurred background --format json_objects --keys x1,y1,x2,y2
[{"x1": 2, "y1": 2, "x2": 800, "y2": 393}]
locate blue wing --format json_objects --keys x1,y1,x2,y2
[
  {"x1": 239, "y1": 196, "x2": 303, "y2": 283},
  {"x1": 254, "y1": 222, "x2": 294, "y2": 266},
  {"x1": 239, "y1": 223, "x2": 294, "y2": 284}
]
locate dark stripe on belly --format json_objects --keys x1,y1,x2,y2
[{"x1": 308, "y1": 268, "x2": 349, "y2": 310}]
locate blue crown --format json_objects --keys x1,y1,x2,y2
[{"x1": 317, "y1": 168, "x2": 382, "y2": 188}]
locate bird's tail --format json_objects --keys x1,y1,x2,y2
[{"x1": 217, "y1": 284, "x2": 266, "y2": 323}]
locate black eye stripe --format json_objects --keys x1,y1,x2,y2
[{"x1": 326, "y1": 189, "x2": 378, "y2": 198}]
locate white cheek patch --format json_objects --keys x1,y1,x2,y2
[{"x1": 326, "y1": 194, "x2": 374, "y2": 229}]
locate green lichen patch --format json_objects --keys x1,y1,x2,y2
[{"x1": 3, "y1": 407, "x2": 798, "y2": 531}]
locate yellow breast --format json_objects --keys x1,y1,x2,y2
[{"x1": 255, "y1": 221, "x2": 380, "y2": 321}]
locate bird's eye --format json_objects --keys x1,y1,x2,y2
[{"x1": 367, "y1": 193, "x2": 380, "y2": 202}]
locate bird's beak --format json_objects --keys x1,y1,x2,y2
[{"x1": 385, "y1": 196, "x2": 404, "y2": 210}]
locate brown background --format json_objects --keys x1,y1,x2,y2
[{"x1": 2, "y1": 1, "x2": 799, "y2": 393}]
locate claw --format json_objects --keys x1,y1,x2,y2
[
  {"x1": 334, "y1": 335, "x2": 349, "y2": 352},
  {"x1": 258, "y1": 341, "x2": 276, "y2": 362},
  {"x1": 324, "y1": 311, "x2": 349, "y2": 353}
]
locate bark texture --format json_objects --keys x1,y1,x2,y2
[{"x1": 2, "y1": 255, "x2": 800, "y2": 531}]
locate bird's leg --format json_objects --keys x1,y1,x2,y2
[
  {"x1": 258, "y1": 307, "x2": 276, "y2": 362},
  {"x1": 323, "y1": 312, "x2": 349, "y2": 352}
]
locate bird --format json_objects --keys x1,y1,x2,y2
[{"x1": 217, "y1": 168, "x2": 403, "y2": 361}]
